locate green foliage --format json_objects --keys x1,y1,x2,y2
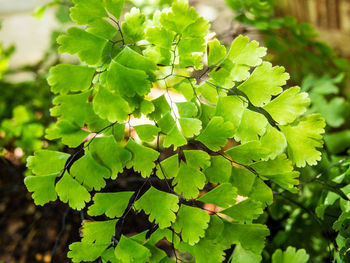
[
  {"x1": 0, "y1": 105, "x2": 46, "y2": 159},
  {"x1": 173, "y1": 161, "x2": 206, "y2": 199},
  {"x1": 24, "y1": 0, "x2": 328, "y2": 262},
  {"x1": 88, "y1": 192, "x2": 134, "y2": 218},
  {"x1": 24, "y1": 174, "x2": 59, "y2": 205},
  {"x1": 196, "y1": 116, "x2": 234, "y2": 151},
  {"x1": 114, "y1": 235, "x2": 151, "y2": 263},
  {"x1": 197, "y1": 183, "x2": 237, "y2": 207},
  {"x1": 280, "y1": 114, "x2": 325, "y2": 167},
  {"x1": 173, "y1": 205, "x2": 210, "y2": 245},
  {"x1": 48, "y1": 64, "x2": 96, "y2": 94},
  {"x1": 81, "y1": 219, "x2": 118, "y2": 244},
  {"x1": 263, "y1": 86, "x2": 310, "y2": 125},
  {"x1": 55, "y1": 173, "x2": 91, "y2": 210},
  {"x1": 58, "y1": 27, "x2": 108, "y2": 65},
  {"x1": 226, "y1": 1, "x2": 350, "y2": 261},
  {"x1": 272, "y1": 246, "x2": 309, "y2": 263},
  {"x1": 134, "y1": 186, "x2": 179, "y2": 228},
  {"x1": 125, "y1": 138, "x2": 159, "y2": 177},
  {"x1": 1, "y1": 1, "x2": 71, "y2": 158},
  {"x1": 226, "y1": 0, "x2": 350, "y2": 83},
  {"x1": 0, "y1": 42, "x2": 13, "y2": 79}
]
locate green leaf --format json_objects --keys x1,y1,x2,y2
[
  {"x1": 104, "y1": 0, "x2": 125, "y2": 19},
  {"x1": 250, "y1": 154, "x2": 293, "y2": 175},
  {"x1": 263, "y1": 86, "x2": 310, "y2": 125},
  {"x1": 93, "y1": 85, "x2": 131, "y2": 123},
  {"x1": 222, "y1": 222, "x2": 269, "y2": 254},
  {"x1": 204, "y1": 155, "x2": 232, "y2": 183},
  {"x1": 142, "y1": 243, "x2": 168, "y2": 263},
  {"x1": 231, "y1": 166, "x2": 273, "y2": 206},
  {"x1": 70, "y1": 151, "x2": 110, "y2": 191},
  {"x1": 148, "y1": 95, "x2": 171, "y2": 121},
  {"x1": 115, "y1": 47, "x2": 157, "y2": 81},
  {"x1": 134, "y1": 187, "x2": 179, "y2": 228},
  {"x1": 197, "y1": 183, "x2": 237, "y2": 208},
  {"x1": 238, "y1": 62, "x2": 289, "y2": 107},
  {"x1": 325, "y1": 130, "x2": 350, "y2": 154},
  {"x1": 176, "y1": 102, "x2": 198, "y2": 118},
  {"x1": 163, "y1": 124, "x2": 187, "y2": 150},
  {"x1": 58, "y1": 27, "x2": 108, "y2": 65},
  {"x1": 215, "y1": 95, "x2": 245, "y2": 129},
  {"x1": 311, "y1": 95, "x2": 350, "y2": 128},
  {"x1": 221, "y1": 199, "x2": 263, "y2": 222},
  {"x1": 48, "y1": 64, "x2": 95, "y2": 94},
  {"x1": 81, "y1": 219, "x2": 117, "y2": 244},
  {"x1": 226, "y1": 35, "x2": 266, "y2": 67},
  {"x1": 140, "y1": 100, "x2": 155, "y2": 115},
  {"x1": 111, "y1": 123, "x2": 126, "y2": 142},
  {"x1": 55, "y1": 173, "x2": 91, "y2": 210},
  {"x1": 130, "y1": 231, "x2": 148, "y2": 243},
  {"x1": 207, "y1": 39, "x2": 226, "y2": 67},
  {"x1": 145, "y1": 26, "x2": 174, "y2": 63},
  {"x1": 89, "y1": 136, "x2": 131, "y2": 179},
  {"x1": 251, "y1": 154, "x2": 299, "y2": 192},
  {"x1": 107, "y1": 60, "x2": 151, "y2": 97},
  {"x1": 32, "y1": 4, "x2": 47, "y2": 19},
  {"x1": 102, "y1": 248, "x2": 121, "y2": 263},
  {"x1": 87, "y1": 18, "x2": 118, "y2": 40},
  {"x1": 88, "y1": 192, "x2": 134, "y2": 218},
  {"x1": 225, "y1": 141, "x2": 269, "y2": 165},
  {"x1": 176, "y1": 238, "x2": 226, "y2": 263},
  {"x1": 178, "y1": 16, "x2": 209, "y2": 68},
  {"x1": 156, "y1": 154, "x2": 179, "y2": 179},
  {"x1": 260, "y1": 124, "x2": 287, "y2": 160},
  {"x1": 280, "y1": 114, "x2": 325, "y2": 167},
  {"x1": 173, "y1": 79, "x2": 195, "y2": 101},
  {"x1": 121, "y1": 8, "x2": 146, "y2": 42},
  {"x1": 12, "y1": 105, "x2": 32, "y2": 124},
  {"x1": 45, "y1": 120, "x2": 90, "y2": 147},
  {"x1": 125, "y1": 138, "x2": 159, "y2": 177},
  {"x1": 173, "y1": 161, "x2": 206, "y2": 199},
  {"x1": 230, "y1": 244, "x2": 262, "y2": 263},
  {"x1": 146, "y1": 26, "x2": 174, "y2": 48},
  {"x1": 114, "y1": 235, "x2": 151, "y2": 263},
  {"x1": 143, "y1": 45, "x2": 172, "y2": 66},
  {"x1": 51, "y1": 90, "x2": 94, "y2": 127},
  {"x1": 272, "y1": 246, "x2": 309, "y2": 263},
  {"x1": 68, "y1": 242, "x2": 109, "y2": 263},
  {"x1": 158, "y1": 112, "x2": 176, "y2": 133},
  {"x1": 197, "y1": 82, "x2": 219, "y2": 104},
  {"x1": 149, "y1": 228, "x2": 179, "y2": 245},
  {"x1": 24, "y1": 174, "x2": 58, "y2": 206},
  {"x1": 196, "y1": 116, "x2": 234, "y2": 151},
  {"x1": 199, "y1": 103, "x2": 216, "y2": 128},
  {"x1": 205, "y1": 215, "x2": 224, "y2": 240},
  {"x1": 70, "y1": 0, "x2": 107, "y2": 25},
  {"x1": 179, "y1": 118, "x2": 202, "y2": 138},
  {"x1": 160, "y1": 0, "x2": 198, "y2": 34},
  {"x1": 27, "y1": 150, "x2": 70, "y2": 176},
  {"x1": 134, "y1": 124, "x2": 159, "y2": 142},
  {"x1": 183, "y1": 150, "x2": 210, "y2": 170},
  {"x1": 173, "y1": 204, "x2": 210, "y2": 245},
  {"x1": 234, "y1": 109, "x2": 268, "y2": 143},
  {"x1": 209, "y1": 35, "x2": 266, "y2": 85}
]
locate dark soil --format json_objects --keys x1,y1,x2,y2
[{"x1": 0, "y1": 158, "x2": 82, "y2": 263}]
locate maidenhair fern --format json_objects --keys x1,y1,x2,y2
[{"x1": 24, "y1": 0, "x2": 325, "y2": 262}]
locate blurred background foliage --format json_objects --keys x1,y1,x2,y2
[
  {"x1": 0, "y1": 2, "x2": 72, "y2": 162},
  {"x1": 1, "y1": 0, "x2": 350, "y2": 262}
]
